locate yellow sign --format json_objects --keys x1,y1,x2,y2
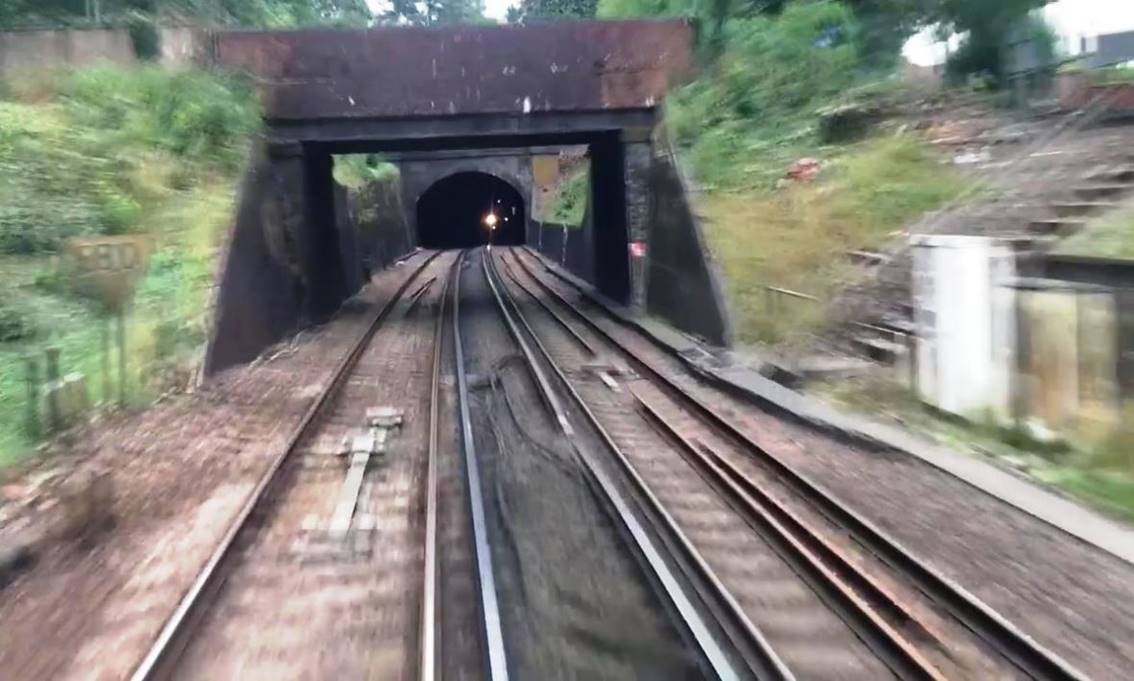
[{"x1": 66, "y1": 235, "x2": 153, "y2": 311}]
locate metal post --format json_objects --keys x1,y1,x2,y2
[{"x1": 25, "y1": 357, "x2": 40, "y2": 437}]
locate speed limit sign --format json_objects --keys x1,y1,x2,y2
[{"x1": 66, "y1": 235, "x2": 153, "y2": 312}]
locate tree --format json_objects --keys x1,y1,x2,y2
[
  {"x1": 930, "y1": 0, "x2": 1049, "y2": 82},
  {"x1": 381, "y1": 0, "x2": 486, "y2": 25},
  {"x1": 507, "y1": 0, "x2": 598, "y2": 23},
  {"x1": 0, "y1": 0, "x2": 373, "y2": 29}
]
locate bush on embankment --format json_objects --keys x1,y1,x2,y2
[
  {"x1": 0, "y1": 66, "x2": 259, "y2": 466},
  {"x1": 598, "y1": 0, "x2": 967, "y2": 345}
]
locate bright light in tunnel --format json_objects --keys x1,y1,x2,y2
[{"x1": 484, "y1": 212, "x2": 498, "y2": 230}]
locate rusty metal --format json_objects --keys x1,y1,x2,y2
[
  {"x1": 210, "y1": 20, "x2": 694, "y2": 121},
  {"x1": 633, "y1": 391, "x2": 947, "y2": 681}
]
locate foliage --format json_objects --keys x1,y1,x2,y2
[
  {"x1": 380, "y1": 0, "x2": 486, "y2": 25},
  {"x1": 700, "y1": 134, "x2": 967, "y2": 344},
  {"x1": 0, "y1": 0, "x2": 373, "y2": 29},
  {"x1": 333, "y1": 154, "x2": 401, "y2": 190},
  {"x1": 1092, "y1": 66, "x2": 1134, "y2": 86},
  {"x1": 127, "y1": 13, "x2": 161, "y2": 60},
  {"x1": 664, "y1": 1, "x2": 863, "y2": 188},
  {"x1": 0, "y1": 66, "x2": 257, "y2": 255},
  {"x1": 1055, "y1": 203, "x2": 1134, "y2": 260},
  {"x1": 596, "y1": 0, "x2": 692, "y2": 20},
  {"x1": 0, "y1": 65, "x2": 250, "y2": 465},
  {"x1": 508, "y1": 0, "x2": 598, "y2": 23},
  {"x1": 0, "y1": 297, "x2": 37, "y2": 342},
  {"x1": 936, "y1": 0, "x2": 1048, "y2": 82},
  {"x1": 543, "y1": 168, "x2": 589, "y2": 226}
]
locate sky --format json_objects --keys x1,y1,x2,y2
[
  {"x1": 483, "y1": 0, "x2": 513, "y2": 21},
  {"x1": 904, "y1": 0, "x2": 1134, "y2": 66}
]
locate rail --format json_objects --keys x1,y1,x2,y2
[
  {"x1": 484, "y1": 249, "x2": 791, "y2": 681},
  {"x1": 509, "y1": 248, "x2": 1090, "y2": 681},
  {"x1": 420, "y1": 256, "x2": 460, "y2": 680},
  {"x1": 129, "y1": 251, "x2": 442, "y2": 681},
  {"x1": 452, "y1": 250, "x2": 511, "y2": 681}
]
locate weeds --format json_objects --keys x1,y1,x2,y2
[
  {"x1": 0, "y1": 66, "x2": 254, "y2": 466},
  {"x1": 1055, "y1": 201, "x2": 1134, "y2": 260},
  {"x1": 700, "y1": 134, "x2": 966, "y2": 344},
  {"x1": 543, "y1": 168, "x2": 589, "y2": 226}
]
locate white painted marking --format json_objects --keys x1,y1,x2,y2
[{"x1": 598, "y1": 370, "x2": 621, "y2": 393}]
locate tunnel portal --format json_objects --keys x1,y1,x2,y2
[{"x1": 417, "y1": 172, "x2": 525, "y2": 249}]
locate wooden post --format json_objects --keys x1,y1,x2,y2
[
  {"x1": 102, "y1": 313, "x2": 112, "y2": 404},
  {"x1": 24, "y1": 357, "x2": 40, "y2": 437},
  {"x1": 45, "y1": 347, "x2": 61, "y2": 431},
  {"x1": 117, "y1": 308, "x2": 127, "y2": 407}
]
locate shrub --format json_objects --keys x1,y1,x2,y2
[
  {"x1": 0, "y1": 300, "x2": 36, "y2": 342},
  {"x1": 0, "y1": 67, "x2": 259, "y2": 255},
  {"x1": 59, "y1": 67, "x2": 259, "y2": 169}
]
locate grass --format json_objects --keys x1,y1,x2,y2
[
  {"x1": 699, "y1": 133, "x2": 968, "y2": 345},
  {"x1": 1054, "y1": 202, "x2": 1134, "y2": 260},
  {"x1": 0, "y1": 66, "x2": 254, "y2": 468},
  {"x1": 0, "y1": 180, "x2": 238, "y2": 468},
  {"x1": 818, "y1": 376, "x2": 1134, "y2": 523},
  {"x1": 542, "y1": 167, "x2": 589, "y2": 227},
  {"x1": 1093, "y1": 66, "x2": 1134, "y2": 86}
]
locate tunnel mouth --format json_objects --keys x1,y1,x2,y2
[{"x1": 417, "y1": 171, "x2": 525, "y2": 249}]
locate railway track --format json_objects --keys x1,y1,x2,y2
[
  {"x1": 128, "y1": 250, "x2": 483, "y2": 679},
  {"x1": 494, "y1": 246, "x2": 1092, "y2": 681},
  {"x1": 121, "y1": 241, "x2": 1092, "y2": 680}
]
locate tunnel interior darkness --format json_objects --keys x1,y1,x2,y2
[{"x1": 417, "y1": 172, "x2": 525, "y2": 248}]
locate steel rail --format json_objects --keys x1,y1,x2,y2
[
  {"x1": 452, "y1": 250, "x2": 511, "y2": 681},
  {"x1": 509, "y1": 248, "x2": 1091, "y2": 681},
  {"x1": 482, "y1": 249, "x2": 789, "y2": 681},
  {"x1": 420, "y1": 258, "x2": 459, "y2": 681},
  {"x1": 130, "y1": 250, "x2": 443, "y2": 681},
  {"x1": 496, "y1": 257, "x2": 598, "y2": 357},
  {"x1": 633, "y1": 391, "x2": 946, "y2": 681}
]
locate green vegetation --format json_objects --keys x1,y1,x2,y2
[
  {"x1": 1, "y1": 0, "x2": 373, "y2": 29},
  {"x1": 701, "y1": 135, "x2": 965, "y2": 344},
  {"x1": 1055, "y1": 203, "x2": 1134, "y2": 260},
  {"x1": 508, "y1": 0, "x2": 597, "y2": 22},
  {"x1": 1093, "y1": 66, "x2": 1134, "y2": 85},
  {"x1": 821, "y1": 377, "x2": 1134, "y2": 522},
  {"x1": 0, "y1": 66, "x2": 258, "y2": 467},
  {"x1": 543, "y1": 168, "x2": 589, "y2": 226},
  {"x1": 333, "y1": 154, "x2": 400, "y2": 190},
  {"x1": 601, "y1": 1, "x2": 969, "y2": 344}
]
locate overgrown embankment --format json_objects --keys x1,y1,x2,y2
[
  {"x1": 663, "y1": 2, "x2": 966, "y2": 345},
  {"x1": 0, "y1": 66, "x2": 258, "y2": 465}
]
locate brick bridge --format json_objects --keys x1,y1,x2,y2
[{"x1": 205, "y1": 20, "x2": 730, "y2": 373}]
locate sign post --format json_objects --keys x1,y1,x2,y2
[{"x1": 65, "y1": 236, "x2": 152, "y2": 407}]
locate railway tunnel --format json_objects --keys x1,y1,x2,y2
[
  {"x1": 203, "y1": 20, "x2": 731, "y2": 375},
  {"x1": 417, "y1": 172, "x2": 525, "y2": 249}
]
